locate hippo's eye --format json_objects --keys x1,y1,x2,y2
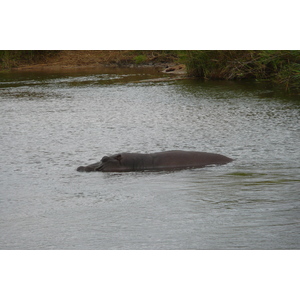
[{"x1": 101, "y1": 156, "x2": 109, "y2": 163}]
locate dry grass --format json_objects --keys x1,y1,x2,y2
[{"x1": 1, "y1": 50, "x2": 179, "y2": 70}]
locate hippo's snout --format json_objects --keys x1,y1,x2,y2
[
  {"x1": 77, "y1": 161, "x2": 103, "y2": 172},
  {"x1": 77, "y1": 166, "x2": 87, "y2": 172}
]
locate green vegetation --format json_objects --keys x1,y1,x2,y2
[
  {"x1": 133, "y1": 54, "x2": 147, "y2": 64},
  {"x1": 132, "y1": 50, "x2": 179, "y2": 64},
  {"x1": 0, "y1": 50, "x2": 59, "y2": 69},
  {"x1": 0, "y1": 50, "x2": 178, "y2": 69},
  {"x1": 1, "y1": 50, "x2": 299, "y2": 93},
  {"x1": 183, "y1": 50, "x2": 300, "y2": 93},
  {"x1": 96, "y1": 50, "x2": 179, "y2": 65}
]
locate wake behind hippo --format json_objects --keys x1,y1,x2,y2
[{"x1": 77, "y1": 150, "x2": 233, "y2": 172}]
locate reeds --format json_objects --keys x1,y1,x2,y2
[{"x1": 184, "y1": 50, "x2": 300, "y2": 92}]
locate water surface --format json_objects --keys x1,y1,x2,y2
[{"x1": 1, "y1": 68, "x2": 299, "y2": 249}]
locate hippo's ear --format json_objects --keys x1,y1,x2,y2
[{"x1": 114, "y1": 154, "x2": 122, "y2": 161}]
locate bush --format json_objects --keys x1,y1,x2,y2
[
  {"x1": 184, "y1": 50, "x2": 300, "y2": 92},
  {"x1": 134, "y1": 55, "x2": 147, "y2": 64}
]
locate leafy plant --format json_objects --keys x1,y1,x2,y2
[{"x1": 133, "y1": 55, "x2": 148, "y2": 64}]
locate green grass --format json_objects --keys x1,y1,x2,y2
[{"x1": 134, "y1": 55, "x2": 147, "y2": 64}]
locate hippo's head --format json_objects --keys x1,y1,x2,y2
[
  {"x1": 96, "y1": 154, "x2": 124, "y2": 171},
  {"x1": 77, "y1": 154, "x2": 129, "y2": 172}
]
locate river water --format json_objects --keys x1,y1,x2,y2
[{"x1": 0, "y1": 67, "x2": 299, "y2": 249}]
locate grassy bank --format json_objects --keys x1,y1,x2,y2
[
  {"x1": 184, "y1": 50, "x2": 300, "y2": 93},
  {"x1": 0, "y1": 50, "x2": 178, "y2": 70},
  {"x1": 1, "y1": 50, "x2": 299, "y2": 93}
]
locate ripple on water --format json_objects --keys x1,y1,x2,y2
[{"x1": 0, "y1": 72, "x2": 300, "y2": 249}]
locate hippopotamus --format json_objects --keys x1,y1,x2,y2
[{"x1": 77, "y1": 150, "x2": 233, "y2": 172}]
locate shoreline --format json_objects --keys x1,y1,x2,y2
[
  {"x1": 2, "y1": 50, "x2": 186, "y2": 74},
  {"x1": 1, "y1": 51, "x2": 299, "y2": 94},
  {"x1": 9, "y1": 62, "x2": 187, "y2": 75}
]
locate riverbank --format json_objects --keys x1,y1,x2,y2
[
  {"x1": 185, "y1": 50, "x2": 300, "y2": 94},
  {"x1": 0, "y1": 50, "x2": 186, "y2": 73},
  {"x1": 1, "y1": 50, "x2": 299, "y2": 93}
]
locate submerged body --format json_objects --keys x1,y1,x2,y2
[{"x1": 77, "y1": 150, "x2": 233, "y2": 172}]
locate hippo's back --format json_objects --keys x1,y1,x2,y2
[{"x1": 150, "y1": 150, "x2": 232, "y2": 170}]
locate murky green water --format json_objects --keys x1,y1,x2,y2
[{"x1": 0, "y1": 68, "x2": 299, "y2": 249}]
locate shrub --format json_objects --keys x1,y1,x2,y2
[
  {"x1": 134, "y1": 55, "x2": 147, "y2": 64},
  {"x1": 184, "y1": 50, "x2": 300, "y2": 92}
]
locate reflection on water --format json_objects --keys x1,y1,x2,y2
[{"x1": 0, "y1": 68, "x2": 299, "y2": 249}]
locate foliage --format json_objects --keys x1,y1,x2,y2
[
  {"x1": 184, "y1": 50, "x2": 300, "y2": 92},
  {"x1": 134, "y1": 55, "x2": 147, "y2": 64},
  {"x1": 1, "y1": 50, "x2": 299, "y2": 93},
  {"x1": 0, "y1": 50, "x2": 59, "y2": 69},
  {"x1": 132, "y1": 50, "x2": 180, "y2": 64}
]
